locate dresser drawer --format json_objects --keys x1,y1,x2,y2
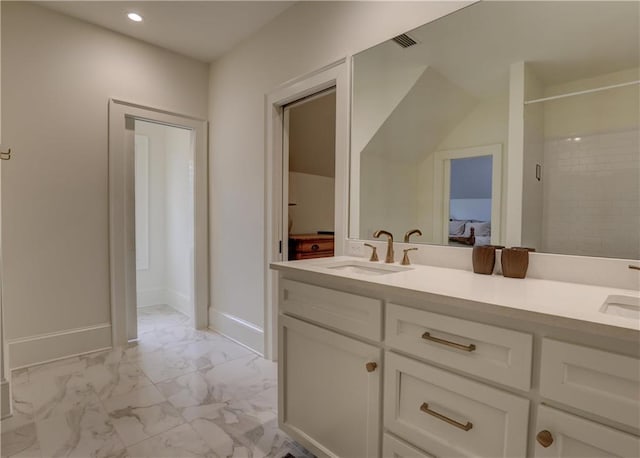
[
  {"x1": 540, "y1": 338, "x2": 640, "y2": 429},
  {"x1": 384, "y1": 352, "x2": 529, "y2": 458},
  {"x1": 386, "y1": 303, "x2": 533, "y2": 390},
  {"x1": 534, "y1": 405, "x2": 640, "y2": 457},
  {"x1": 280, "y1": 279, "x2": 383, "y2": 341},
  {"x1": 383, "y1": 433, "x2": 433, "y2": 458},
  {"x1": 295, "y1": 238, "x2": 334, "y2": 253},
  {"x1": 292, "y1": 250, "x2": 333, "y2": 260}
]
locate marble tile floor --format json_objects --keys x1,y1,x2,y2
[{"x1": 1, "y1": 304, "x2": 313, "y2": 458}]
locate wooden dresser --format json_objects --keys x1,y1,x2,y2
[{"x1": 288, "y1": 234, "x2": 334, "y2": 260}]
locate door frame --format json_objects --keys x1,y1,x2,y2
[
  {"x1": 432, "y1": 143, "x2": 502, "y2": 245},
  {"x1": 264, "y1": 59, "x2": 349, "y2": 360},
  {"x1": 108, "y1": 99, "x2": 208, "y2": 347}
]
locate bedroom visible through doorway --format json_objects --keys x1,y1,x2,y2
[
  {"x1": 284, "y1": 88, "x2": 337, "y2": 261},
  {"x1": 448, "y1": 155, "x2": 493, "y2": 247}
]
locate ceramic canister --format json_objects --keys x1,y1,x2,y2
[
  {"x1": 501, "y1": 247, "x2": 530, "y2": 278},
  {"x1": 472, "y1": 246, "x2": 497, "y2": 275}
]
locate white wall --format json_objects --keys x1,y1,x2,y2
[
  {"x1": 521, "y1": 66, "x2": 544, "y2": 250},
  {"x1": 135, "y1": 122, "x2": 168, "y2": 307},
  {"x1": 208, "y1": 1, "x2": 469, "y2": 352},
  {"x1": 417, "y1": 94, "x2": 509, "y2": 242},
  {"x1": 357, "y1": 66, "x2": 476, "y2": 243},
  {"x1": 1, "y1": 2, "x2": 208, "y2": 366},
  {"x1": 360, "y1": 155, "x2": 419, "y2": 241},
  {"x1": 164, "y1": 127, "x2": 194, "y2": 316},
  {"x1": 288, "y1": 172, "x2": 335, "y2": 235},
  {"x1": 289, "y1": 91, "x2": 336, "y2": 179},
  {"x1": 542, "y1": 68, "x2": 639, "y2": 136},
  {"x1": 352, "y1": 46, "x2": 427, "y2": 157},
  {"x1": 450, "y1": 199, "x2": 492, "y2": 222}
]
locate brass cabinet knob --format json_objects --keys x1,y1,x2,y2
[
  {"x1": 365, "y1": 362, "x2": 377, "y2": 372},
  {"x1": 536, "y1": 430, "x2": 554, "y2": 448}
]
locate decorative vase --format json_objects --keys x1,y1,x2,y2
[
  {"x1": 472, "y1": 246, "x2": 496, "y2": 275},
  {"x1": 501, "y1": 247, "x2": 530, "y2": 278}
]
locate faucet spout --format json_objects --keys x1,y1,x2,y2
[
  {"x1": 373, "y1": 230, "x2": 394, "y2": 263},
  {"x1": 404, "y1": 229, "x2": 423, "y2": 243}
]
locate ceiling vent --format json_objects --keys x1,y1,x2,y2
[{"x1": 392, "y1": 33, "x2": 418, "y2": 48}]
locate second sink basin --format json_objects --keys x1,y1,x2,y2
[
  {"x1": 324, "y1": 260, "x2": 413, "y2": 276},
  {"x1": 600, "y1": 295, "x2": 640, "y2": 320}
]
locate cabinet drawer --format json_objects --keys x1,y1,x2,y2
[
  {"x1": 280, "y1": 279, "x2": 382, "y2": 341},
  {"x1": 383, "y1": 433, "x2": 433, "y2": 458},
  {"x1": 384, "y1": 352, "x2": 529, "y2": 458},
  {"x1": 386, "y1": 303, "x2": 533, "y2": 390},
  {"x1": 540, "y1": 338, "x2": 640, "y2": 429},
  {"x1": 534, "y1": 405, "x2": 640, "y2": 457}
]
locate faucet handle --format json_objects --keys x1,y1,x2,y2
[
  {"x1": 401, "y1": 248, "x2": 418, "y2": 266},
  {"x1": 364, "y1": 243, "x2": 379, "y2": 262}
]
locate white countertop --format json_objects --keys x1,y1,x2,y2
[{"x1": 271, "y1": 256, "x2": 640, "y2": 335}]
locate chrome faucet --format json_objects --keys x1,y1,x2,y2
[
  {"x1": 373, "y1": 230, "x2": 394, "y2": 263},
  {"x1": 404, "y1": 229, "x2": 423, "y2": 243}
]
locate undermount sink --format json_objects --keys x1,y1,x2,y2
[
  {"x1": 324, "y1": 260, "x2": 413, "y2": 276},
  {"x1": 600, "y1": 295, "x2": 640, "y2": 320}
]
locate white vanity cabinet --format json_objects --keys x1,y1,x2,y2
[
  {"x1": 279, "y1": 314, "x2": 381, "y2": 458},
  {"x1": 274, "y1": 266, "x2": 640, "y2": 458},
  {"x1": 533, "y1": 405, "x2": 640, "y2": 458},
  {"x1": 539, "y1": 339, "x2": 640, "y2": 430}
]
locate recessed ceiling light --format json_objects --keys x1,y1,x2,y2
[
  {"x1": 127, "y1": 12, "x2": 143, "y2": 22},
  {"x1": 573, "y1": 137, "x2": 582, "y2": 142}
]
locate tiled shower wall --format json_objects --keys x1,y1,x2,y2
[{"x1": 542, "y1": 128, "x2": 640, "y2": 259}]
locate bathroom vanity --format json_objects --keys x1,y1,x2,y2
[{"x1": 271, "y1": 257, "x2": 640, "y2": 458}]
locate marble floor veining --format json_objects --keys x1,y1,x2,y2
[{"x1": 1, "y1": 305, "x2": 312, "y2": 458}]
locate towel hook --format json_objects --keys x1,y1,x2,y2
[{"x1": 0, "y1": 148, "x2": 12, "y2": 161}]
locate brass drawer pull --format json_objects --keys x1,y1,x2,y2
[
  {"x1": 422, "y1": 332, "x2": 476, "y2": 352},
  {"x1": 536, "y1": 430, "x2": 554, "y2": 447},
  {"x1": 420, "y1": 402, "x2": 473, "y2": 431},
  {"x1": 311, "y1": 244, "x2": 320, "y2": 251}
]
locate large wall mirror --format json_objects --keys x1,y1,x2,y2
[{"x1": 350, "y1": 1, "x2": 639, "y2": 259}]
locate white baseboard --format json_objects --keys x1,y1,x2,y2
[
  {"x1": 1, "y1": 379, "x2": 11, "y2": 419},
  {"x1": 166, "y1": 289, "x2": 192, "y2": 318},
  {"x1": 208, "y1": 308, "x2": 264, "y2": 355},
  {"x1": 137, "y1": 288, "x2": 167, "y2": 308},
  {"x1": 7, "y1": 323, "x2": 112, "y2": 370}
]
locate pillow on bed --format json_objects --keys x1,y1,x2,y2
[
  {"x1": 449, "y1": 220, "x2": 466, "y2": 236},
  {"x1": 463, "y1": 221, "x2": 491, "y2": 237}
]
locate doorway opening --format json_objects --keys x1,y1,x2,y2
[
  {"x1": 284, "y1": 89, "x2": 336, "y2": 261},
  {"x1": 433, "y1": 143, "x2": 502, "y2": 247},
  {"x1": 133, "y1": 120, "x2": 195, "y2": 337},
  {"x1": 108, "y1": 99, "x2": 208, "y2": 348},
  {"x1": 264, "y1": 61, "x2": 348, "y2": 359},
  {"x1": 447, "y1": 155, "x2": 493, "y2": 246}
]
